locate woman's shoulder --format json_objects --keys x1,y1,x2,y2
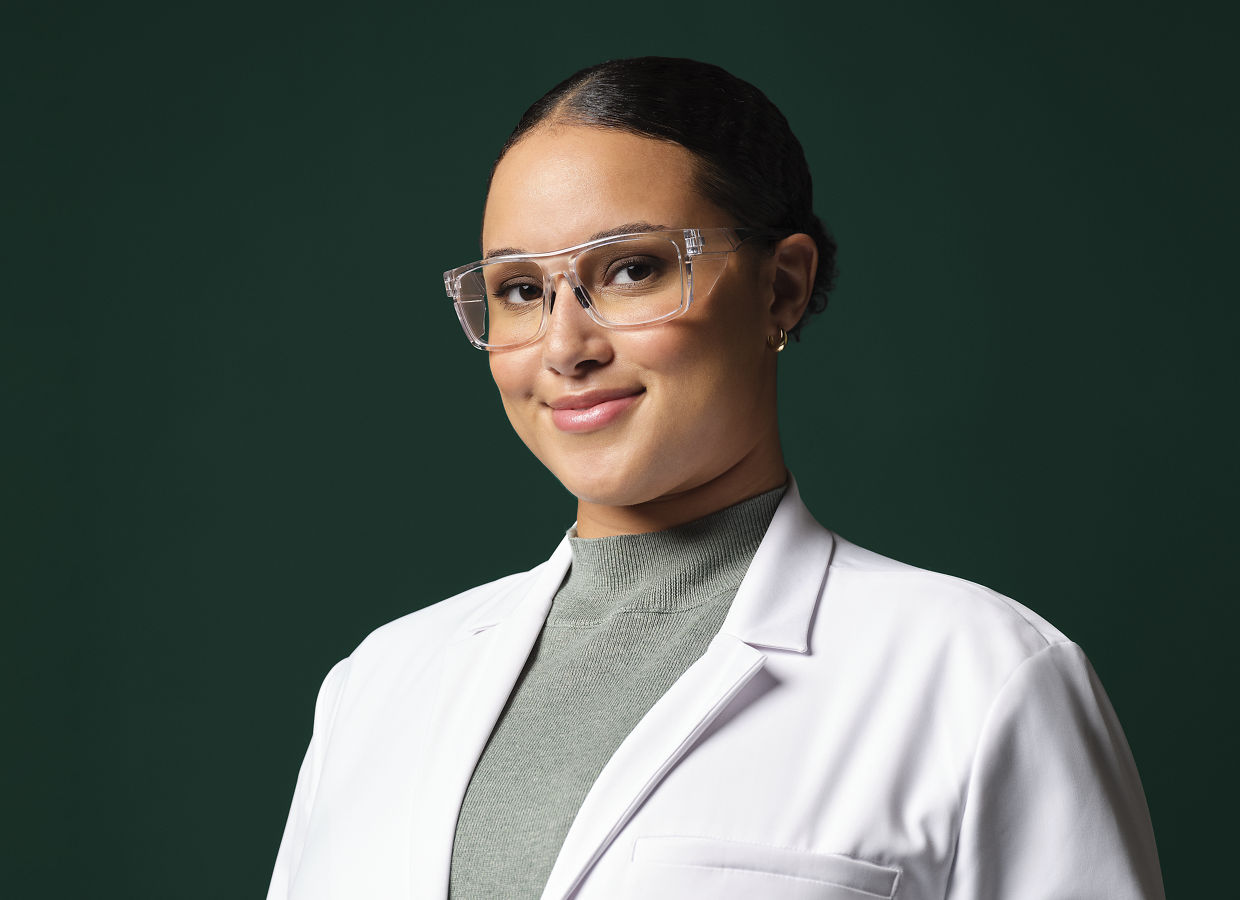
[
  {"x1": 821, "y1": 531, "x2": 1071, "y2": 666},
  {"x1": 775, "y1": 480, "x2": 1068, "y2": 661}
]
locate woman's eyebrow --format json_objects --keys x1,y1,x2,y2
[{"x1": 483, "y1": 222, "x2": 668, "y2": 259}]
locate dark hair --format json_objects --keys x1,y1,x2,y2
[{"x1": 489, "y1": 57, "x2": 837, "y2": 339}]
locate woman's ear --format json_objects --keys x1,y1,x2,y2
[{"x1": 767, "y1": 233, "x2": 818, "y2": 333}]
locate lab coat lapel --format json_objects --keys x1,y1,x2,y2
[
  {"x1": 409, "y1": 540, "x2": 572, "y2": 898},
  {"x1": 540, "y1": 479, "x2": 833, "y2": 900},
  {"x1": 540, "y1": 633, "x2": 769, "y2": 900}
]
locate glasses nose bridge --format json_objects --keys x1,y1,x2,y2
[{"x1": 542, "y1": 257, "x2": 591, "y2": 314}]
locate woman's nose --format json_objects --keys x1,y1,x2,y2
[{"x1": 541, "y1": 273, "x2": 613, "y2": 375}]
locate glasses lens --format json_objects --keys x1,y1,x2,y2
[
  {"x1": 450, "y1": 234, "x2": 688, "y2": 348},
  {"x1": 455, "y1": 260, "x2": 547, "y2": 348},
  {"x1": 576, "y1": 235, "x2": 685, "y2": 325}
]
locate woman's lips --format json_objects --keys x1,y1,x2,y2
[{"x1": 548, "y1": 389, "x2": 644, "y2": 433}]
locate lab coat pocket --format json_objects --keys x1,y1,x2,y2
[{"x1": 623, "y1": 836, "x2": 900, "y2": 899}]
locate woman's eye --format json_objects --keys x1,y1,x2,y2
[
  {"x1": 496, "y1": 282, "x2": 543, "y2": 304},
  {"x1": 607, "y1": 259, "x2": 659, "y2": 286}
]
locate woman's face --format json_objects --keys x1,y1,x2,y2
[{"x1": 482, "y1": 125, "x2": 788, "y2": 532}]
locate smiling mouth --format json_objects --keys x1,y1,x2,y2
[{"x1": 548, "y1": 389, "x2": 645, "y2": 433}]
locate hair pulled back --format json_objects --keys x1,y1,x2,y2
[{"x1": 490, "y1": 57, "x2": 837, "y2": 339}]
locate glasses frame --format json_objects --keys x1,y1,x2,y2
[{"x1": 442, "y1": 226, "x2": 777, "y2": 351}]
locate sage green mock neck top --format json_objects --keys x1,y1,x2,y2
[{"x1": 447, "y1": 486, "x2": 785, "y2": 899}]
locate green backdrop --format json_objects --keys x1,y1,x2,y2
[{"x1": 5, "y1": 1, "x2": 1236, "y2": 895}]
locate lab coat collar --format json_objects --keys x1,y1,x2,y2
[
  {"x1": 719, "y1": 476, "x2": 833, "y2": 654},
  {"x1": 410, "y1": 476, "x2": 834, "y2": 898},
  {"x1": 454, "y1": 476, "x2": 830, "y2": 653}
]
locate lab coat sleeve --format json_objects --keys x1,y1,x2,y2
[
  {"x1": 945, "y1": 641, "x2": 1164, "y2": 899},
  {"x1": 266, "y1": 658, "x2": 352, "y2": 900}
]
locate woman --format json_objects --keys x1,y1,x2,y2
[{"x1": 268, "y1": 58, "x2": 1163, "y2": 899}]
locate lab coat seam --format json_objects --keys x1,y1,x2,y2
[
  {"x1": 941, "y1": 641, "x2": 1069, "y2": 897},
  {"x1": 288, "y1": 657, "x2": 352, "y2": 887},
  {"x1": 321, "y1": 658, "x2": 352, "y2": 744},
  {"x1": 310, "y1": 660, "x2": 352, "y2": 791}
]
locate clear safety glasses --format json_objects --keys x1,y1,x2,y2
[{"x1": 443, "y1": 227, "x2": 773, "y2": 351}]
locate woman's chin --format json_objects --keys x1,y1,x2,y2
[{"x1": 555, "y1": 469, "x2": 663, "y2": 510}]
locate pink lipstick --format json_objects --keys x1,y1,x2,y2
[{"x1": 548, "y1": 389, "x2": 644, "y2": 433}]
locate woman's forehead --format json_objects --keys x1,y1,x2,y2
[{"x1": 481, "y1": 125, "x2": 728, "y2": 256}]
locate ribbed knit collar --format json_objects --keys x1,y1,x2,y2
[{"x1": 548, "y1": 485, "x2": 786, "y2": 625}]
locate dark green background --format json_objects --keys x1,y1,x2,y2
[{"x1": 5, "y1": 1, "x2": 1236, "y2": 895}]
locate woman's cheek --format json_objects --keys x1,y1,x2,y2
[{"x1": 488, "y1": 352, "x2": 535, "y2": 400}]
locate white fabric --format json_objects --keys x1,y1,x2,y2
[{"x1": 267, "y1": 478, "x2": 1164, "y2": 899}]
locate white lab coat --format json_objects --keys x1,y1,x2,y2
[{"x1": 268, "y1": 479, "x2": 1164, "y2": 899}]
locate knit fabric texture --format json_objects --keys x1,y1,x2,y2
[{"x1": 447, "y1": 485, "x2": 785, "y2": 899}]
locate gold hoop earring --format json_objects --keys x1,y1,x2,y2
[{"x1": 766, "y1": 328, "x2": 788, "y2": 352}]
